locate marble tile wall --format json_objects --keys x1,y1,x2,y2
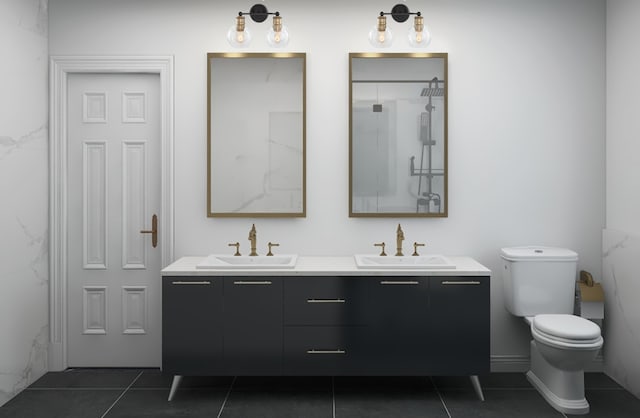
[
  {"x1": 0, "y1": 0, "x2": 49, "y2": 408},
  {"x1": 602, "y1": 229, "x2": 640, "y2": 399}
]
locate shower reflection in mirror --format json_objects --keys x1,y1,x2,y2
[{"x1": 349, "y1": 53, "x2": 448, "y2": 217}]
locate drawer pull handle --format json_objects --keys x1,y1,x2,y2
[
  {"x1": 233, "y1": 281, "x2": 272, "y2": 285},
  {"x1": 441, "y1": 281, "x2": 481, "y2": 285},
  {"x1": 306, "y1": 299, "x2": 346, "y2": 303},
  {"x1": 380, "y1": 281, "x2": 419, "y2": 285},
  {"x1": 306, "y1": 349, "x2": 346, "y2": 355},
  {"x1": 171, "y1": 281, "x2": 211, "y2": 285}
]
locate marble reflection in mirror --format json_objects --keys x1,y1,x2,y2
[
  {"x1": 350, "y1": 53, "x2": 447, "y2": 217},
  {"x1": 207, "y1": 53, "x2": 305, "y2": 217}
]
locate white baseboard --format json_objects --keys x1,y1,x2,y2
[
  {"x1": 490, "y1": 355, "x2": 530, "y2": 372},
  {"x1": 48, "y1": 342, "x2": 66, "y2": 371},
  {"x1": 47, "y1": 348, "x2": 604, "y2": 374},
  {"x1": 490, "y1": 354, "x2": 604, "y2": 373}
]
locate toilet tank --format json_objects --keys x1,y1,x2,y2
[{"x1": 500, "y1": 246, "x2": 578, "y2": 317}]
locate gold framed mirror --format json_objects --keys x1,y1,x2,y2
[
  {"x1": 207, "y1": 52, "x2": 306, "y2": 217},
  {"x1": 349, "y1": 52, "x2": 448, "y2": 217}
]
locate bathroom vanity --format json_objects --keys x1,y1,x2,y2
[{"x1": 161, "y1": 256, "x2": 490, "y2": 400}]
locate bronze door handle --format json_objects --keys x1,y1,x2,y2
[{"x1": 140, "y1": 214, "x2": 158, "y2": 248}]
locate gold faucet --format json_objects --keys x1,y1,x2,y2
[
  {"x1": 248, "y1": 224, "x2": 258, "y2": 256},
  {"x1": 267, "y1": 242, "x2": 279, "y2": 256},
  {"x1": 374, "y1": 242, "x2": 387, "y2": 256},
  {"x1": 395, "y1": 224, "x2": 405, "y2": 256},
  {"x1": 412, "y1": 242, "x2": 425, "y2": 256},
  {"x1": 228, "y1": 242, "x2": 241, "y2": 256}
]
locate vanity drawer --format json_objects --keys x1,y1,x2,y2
[
  {"x1": 283, "y1": 326, "x2": 368, "y2": 375},
  {"x1": 283, "y1": 277, "x2": 369, "y2": 325}
]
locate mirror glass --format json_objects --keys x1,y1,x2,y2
[
  {"x1": 350, "y1": 53, "x2": 447, "y2": 217},
  {"x1": 208, "y1": 53, "x2": 306, "y2": 217}
]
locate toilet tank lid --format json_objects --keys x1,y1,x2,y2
[{"x1": 500, "y1": 246, "x2": 578, "y2": 261}]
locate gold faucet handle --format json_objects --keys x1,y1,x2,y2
[
  {"x1": 228, "y1": 242, "x2": 241, "y2": 256},
  {"x1": 374, "y1": 242, "x2": 387, "y2": 256},
  {"x1": 267, "y1": 242, "x2": 280, "y2": 256},
  {"x1": 412, "y1": 242, "x2": 425, "y2": 256}
]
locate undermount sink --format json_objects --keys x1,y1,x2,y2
[
  {"x1": 354, "y1": 254, "x2": 455, "y2": 269},
  {"x1": 196, "y1": 254, "x2": 298, "y2": 269}
]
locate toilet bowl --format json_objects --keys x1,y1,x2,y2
[
  {"x1": 500, "y1": 247, "x2": 603, "y2": 415},
  {"x1": 525, "y1": 314, "x2": 603, "y2": 414}
]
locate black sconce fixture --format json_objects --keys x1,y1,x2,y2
[
  {"x1": 227, "y1": 3, "x2": 289, "y2": 48},
  {"x1": 369, "y1": 3, "x2": 430, "y2": 48}
]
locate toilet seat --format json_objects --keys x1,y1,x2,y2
[{"x1": 531, "y1": 314, "x2": 603, "y2": 350}]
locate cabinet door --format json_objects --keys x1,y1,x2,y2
[
  {"x1": 162, "y1": 277, "x2": 223, "y2": 375},
  {"x1": 366, "y1": 277, "x2": 431, "y2": 374},
  {"x1": 428, "y1": 276, "x2": 490, "y2": 375},
  {"x1": 224, "y1": 277, "x2": 283, "y2": 375}
]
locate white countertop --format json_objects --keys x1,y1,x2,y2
[{"x1": 161, "y1": 256, "x2": 491, "y2": 277}]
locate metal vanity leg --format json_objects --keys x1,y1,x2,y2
[
  {"x1": 470, "y1": 375, "x2": 485, "y2": 401},
  {"x1": 168, "y1": 375, "x2": 183, "y2": 401}
]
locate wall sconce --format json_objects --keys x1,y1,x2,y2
[
  {"x1": 227, "y1": 3, "x2": 290, "y2": 48},
  {"x1": 369, "y1": 3, "x2": 431, "y2": 48}
]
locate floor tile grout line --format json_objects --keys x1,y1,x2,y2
[
  {"x1": 436, "y1": 386, "x2": 626, "y2": 392},
  {"x1": 474, "y1": 387, "x2": 535, "y2": 391},
  {"x1": 583, "y1": 387, "x2": 628, "y2": 391},
  {"x1": 332, "y1": 376, "x2": 336, "y2": 418},
  {"x1": 216, "y1": 375, "x2": 237, "y2": 418},
  {"x1": 27, "y1": 387, "x2": 133, "y2": 391},
  {"x1": 483, "y1": 386, "x2": 625, "y2": 391},
  {"x1": 429, "y1": 377, "x2": 452, "y2": 418},
  {"x1": 99, "y1": 371, "x2": 143, "y2": 418}
]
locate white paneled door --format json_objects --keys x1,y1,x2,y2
[{"x1": 67, "y1": 74, "x2": 161, "y2": 366}]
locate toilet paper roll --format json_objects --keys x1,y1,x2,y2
[{"x1": 578, "y1": 282, "x2": 604, "y2": 319}]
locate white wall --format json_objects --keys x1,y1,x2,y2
[
  {"x1": 606, "y1": 0, "x2": 640, "y2": 235},
  {"x1": 0, "y1": 0, "x2": 49, "y2": 408},
  {"x1": 604, "y1": 0, "x2": 640, "y2": 398},
  {"x1": 48, "y1": 0, "x2": 606, "y2": 370}
]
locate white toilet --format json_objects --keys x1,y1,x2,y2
[{"x1": 500, "y1": 246, "x2": 603, "y2": 415}]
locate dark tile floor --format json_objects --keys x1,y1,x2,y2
[{"x1": 0, "y1": 370, "x2": 638, "y2": 418}]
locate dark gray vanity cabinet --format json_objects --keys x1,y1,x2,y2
[
  {"x1": 428, "y1": 276, "x2": 490, "y2": 375},
  {"x1": 162, "y1": 274, "x2": 489, "y2": 378},
  {"x1": 223, "y1": 277, "x2": 283, "y2": 375},
  {"x1": 162, "y1": 277, "x2": 224, "y2": 375}
]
